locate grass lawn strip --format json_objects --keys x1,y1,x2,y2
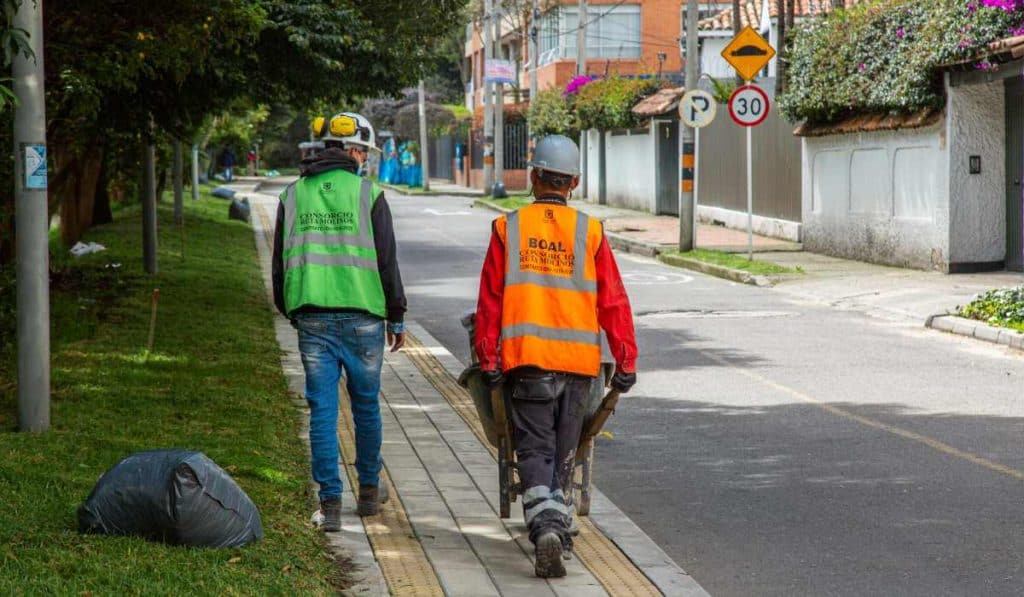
[
  {"x1": 0, "y1": 192, "x2": 338, "y2": 594},
  {"x1": 667, "y1": 249, "x2": 797, "y2": 276}
]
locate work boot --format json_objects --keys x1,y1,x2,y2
[
  {"x1": 534, "y1": 531, "x2": 567, "y2": 578},
  {"x1": 312, "y1": 497, "x2": 342, "y2": 532},
  {"x1": 357, "y1": 483, "x2": 389, "y2": 517}
]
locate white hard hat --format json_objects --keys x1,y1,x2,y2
[{"x1": 311, "y1": 112, "x2": 379, "y2": 152}]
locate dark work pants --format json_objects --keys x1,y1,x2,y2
[{"x1": 508, "y1": 368, "x2": 592, "y2": 548}]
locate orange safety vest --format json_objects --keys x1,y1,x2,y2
[{"x1": 495, "y1": 203, "x2": 604, "y2": 377}]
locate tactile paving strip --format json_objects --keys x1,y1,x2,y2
[
  {"x1": 337, "y1": 385, "x2": 445, "y2": 596},
  {"x1": 402, "y1": 334, "x2": 662, "y2": 597}
]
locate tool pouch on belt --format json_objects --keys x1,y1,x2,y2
[{"x1": 511, "y1": 372, "x2": 563, "y2": 401}]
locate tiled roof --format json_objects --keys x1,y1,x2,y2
[
  {"x1": 793, "y1": 107, "x2": 943, "y2": 137},
  {"x1": 632, "y1": 86, "x2": 687, "y2": 117},
  {"x1": 942, "y1": 34, "x2": 1024, "y2": 69},
  {"x1": 698, "y1": 0, "x2": 857, "y2": 32}
]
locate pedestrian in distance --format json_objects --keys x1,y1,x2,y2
[
  {"x1": 272, "y1": 112, "x2": 407, "y2": 532},
  {"x1": 473, "y1": 134, "x2": 638, "y2": 578},
  {"x1": 246, "y1": 148, "x2": 257, "y2": 176},
  {"x1": 220, "y1": 146, "x2": 236, "y2": 182}
]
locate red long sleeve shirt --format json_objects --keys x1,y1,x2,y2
[{"x1": 474, "y1": 209, "x2": 638, "y2": 375}]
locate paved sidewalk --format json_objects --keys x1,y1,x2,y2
[
  {"x1": 245, "y1": 184, "x2": 709, "y2": 596},
  {"x1": 570, "y1": 201, "x2": 802, "y2": 254}
]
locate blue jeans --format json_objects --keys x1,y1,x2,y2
[{"x1": 293, "y1": 312, "x2": 385, "y2": 501}]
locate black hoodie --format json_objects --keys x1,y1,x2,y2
[{"x1": 272, "y1": 149, "x2": 407, "y2": 323}]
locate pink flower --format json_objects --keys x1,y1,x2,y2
[
  {"x1": 858, "y1": 63, "x2": 866, "y2": 72},
  {"x1": 564, "y1": 75, "x2": 595, "y2": 97},
  {"x1": 982, "y1": 0, "x2": 1024, "y2": 10},
  {"x1": 896, "y1": 27, "x2": 906, "y2": 39}
]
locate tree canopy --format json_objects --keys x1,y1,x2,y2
[{"x1": 1, "y1": 0, "x2": 467, "y2": 258}]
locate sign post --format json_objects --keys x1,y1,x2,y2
[
  {"x1": 679, "y1": 89, "x2": 717, "y2": 250},
  {"x1": 721, "y1": 26, "x2": 775, "y2": 261}
]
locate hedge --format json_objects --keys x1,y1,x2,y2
[{"x1": 780, "y1": 0, "x2": 1024, "y2": 123}]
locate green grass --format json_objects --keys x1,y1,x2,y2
[
  {"x1": 666, "y1": 249, "x2": 798, "y2": 275},
  {"x1": 0, "y1": 193, "x2": 340, "y2": 594},
  {"x1": 482, "y1": 196, "x2": 532, "y2": 211},
  {"x1": 958, "y1": 286, "x2": 1024, "y2": 332}
]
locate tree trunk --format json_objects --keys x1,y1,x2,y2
[
  {"x1": 55, "y1": 145, "x2": 105, "y2": 248},
  {"x1": 775, "y1": 0, "x2": 787, "y2": 96},
  {"x1": 92, "y1": 156, "x2": 113, "y2": 227},
  {"x1": 786, "y1": 0, "x2": 795, "y2": 30}
]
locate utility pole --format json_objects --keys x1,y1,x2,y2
[
  {"x1": 418, "y1": 79, "x2": 431, "y2": 192},
  {"x1": 529, "y1": 0, "x2": 540, "y2": 165},
  {"x1": 483, "y1": 0, "x2": 495, "y2": 192},
  {"x1": 13, "y1": 0, "x2": 49, "y2": 432},
  {"x1": 679, "y1": 0, "x2": 700, "y2": 251},
  {"x1": 143, "y1": 122, "x2": 158, "y2": 275},
  {"x1": 493, "y1": 4, "x2": 504, "y2": 195},
  {"x1": 577, "y1": 0, "x2": 588, "y2": 199},
  {"x1": 173, "y1": 141, "x2": 184, "y2": 225},
  {"x1": 191, "y1": 145, "x2": 200, "y2": 201}
]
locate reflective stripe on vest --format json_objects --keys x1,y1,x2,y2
[
  {"x1": 502, "y1": 322, "x2": 600, "y2": 346},
  {"x1": 504, "y1": 210, "x2": 597, "y2": 293}
]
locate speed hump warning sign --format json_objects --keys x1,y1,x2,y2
[{"x1": 722, "y1": 26, "x2": 775, "y2": 82}]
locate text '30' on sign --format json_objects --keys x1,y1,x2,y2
[
  {"x1": 722, "y1": 26, "x2": 775, "y2": 83},
  {"x1": 728, "y1": 85, "x2": 770, "y2": 127}
]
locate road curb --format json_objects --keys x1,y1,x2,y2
[
  {"x1": 658, "y1": 252, "x2": 775, "y2": 287},
  {"x1": 381, "y1": 182, "x2": 484, "y2": 198},
  {"x1": 925, "y1": 314, "x2": 1024, "y2": 351},
  {"x1": 472, "y1": 197, "x2": 514, "y2": 213}
]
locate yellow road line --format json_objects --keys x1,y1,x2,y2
[
  {"x1": 697, "y1": 350, "x2": 1024, "y2": 483},
  {"x1": 403, "y1": 335, "x2": 662, "y2": 597},
  {"x1": 337, "y1": 386, "x2": 445, "y2": 596}
]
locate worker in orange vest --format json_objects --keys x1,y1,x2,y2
[{"x1": 474, "y1": 134, "x2": 638, "y2": 578}]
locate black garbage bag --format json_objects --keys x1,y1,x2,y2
[
  {"x1": 78, "y1": 450, "x2": 263, "y2": 548},
  {"x1": 228, "y1": 197, "x2": 250, "y2": 223}
]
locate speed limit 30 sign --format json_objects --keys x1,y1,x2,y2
[{"x1": 728, "y1": 85, "x2": 770, "y2": 127}]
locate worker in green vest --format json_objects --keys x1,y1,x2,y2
[{"x1": 272, "y1": 112, "x2": 407, "y2": 531}]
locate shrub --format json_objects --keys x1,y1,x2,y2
[
  {"x1": 780, "y1": 0, "x2": 1024, "y2": 123},
  {"x1": 527, "y1": 88, "x2": 578, "y2": 136},
  {"x1": 573, "y1": 76, "x2": 661, "y2": 131},
  {"x1": 959, "y1": 285, "x2": 1024, "y2": 330}
]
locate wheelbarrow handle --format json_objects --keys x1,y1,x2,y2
[
  {"x1": 490, "y1": 386, "x2": 509, "y2": 439},
  {"x1": 581, "y1": 388, "x2": 621, "y2": 444}
]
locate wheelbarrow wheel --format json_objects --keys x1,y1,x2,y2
[
  {"x1": 575, "y1": 437, "x2": 594, "y2": 516},
  {"x1": 498, "y1": 435, "x2": 512, "y2": 519}
]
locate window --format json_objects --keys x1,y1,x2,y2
[
  {"x1": 587, "y1": 4, "x2": 641, "y2": 59},
  {"x1": 537, "y1": 4, "x2": 641, "y2": 65},
  {"x1": 538, "y1": 7, "x2": 577, "y2": 64}
]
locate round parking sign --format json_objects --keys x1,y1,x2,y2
[
  {"x1": 679, "y1": 89, "x2": 717, "y2": 128},
  {"x1": 728, "y1": 85, "x2": 770, "y2": 127}
]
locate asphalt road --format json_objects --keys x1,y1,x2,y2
[{"x1": 388, "y1": 191, "x2": 1024, "y2": 597}]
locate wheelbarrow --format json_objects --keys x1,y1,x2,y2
[{"x1": 457, "y1": 313, "x2": 619, "y2": 519}]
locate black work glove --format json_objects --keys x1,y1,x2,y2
[
  {"x1": 611, "y1": 370, "x2": 636, "y2": 394},
  {"x1": 481, "y1": 369, "x2": 505, "y2": 389}
]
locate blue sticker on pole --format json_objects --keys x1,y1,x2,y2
[{"x1": 23, "y1": 143, "x2": 47, "y2": 190}]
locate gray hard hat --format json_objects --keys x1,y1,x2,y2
[{"x1": 528, "y1": 134, "x2": 580, "y2": 177}]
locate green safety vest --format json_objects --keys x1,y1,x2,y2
[{"x1": 281, "y1": 169, "x2": 386, "y2": 318}]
